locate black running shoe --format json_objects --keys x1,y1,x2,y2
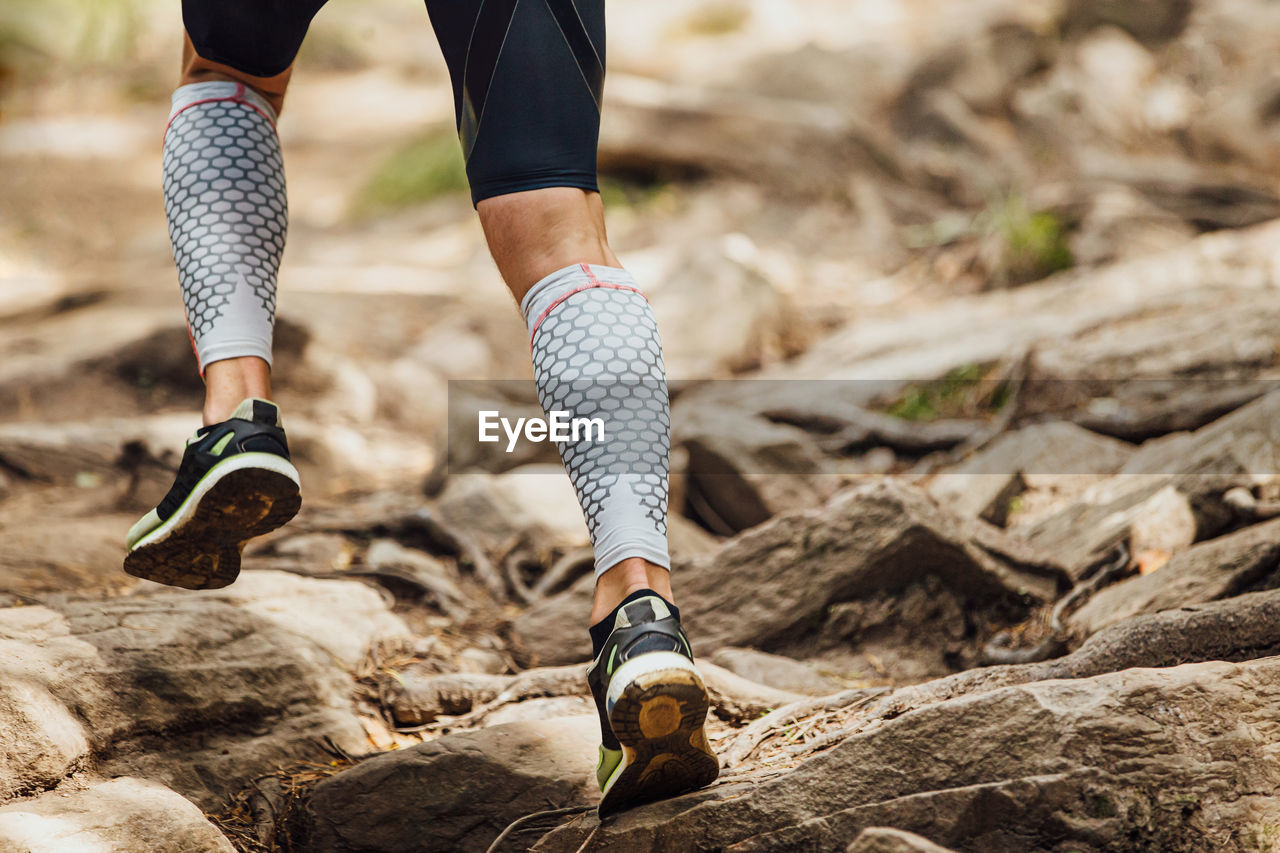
[
  {"x1": 124, "y1": 398, "x2": 301, "y2": 590},
  {"x1": 587, "y1": 593, "x2": 719, "y2": 816}
]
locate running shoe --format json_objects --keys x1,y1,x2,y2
[
  {"x1": 124, "y1": 398, "x2": 301, "y2": 589},
  {"x1": 587, "y1": 593, "x2": 719, "y2": 816}
]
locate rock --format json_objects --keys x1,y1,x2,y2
[
  {"x1": 681, "y1": 480, "x2": 1063, "y2": 672},
  {"x1": 598, "y1": 74, "x2": 905, "y2": 201},
  {"x1": 644, "y1": 237, "x2": 803, "y2": 376},
  {"x1": 783, "y1": 220, "x2": 1280, "y2": 393},
  {"x1": 443, "y1": 384, "x2": 560, "y2": 475},
  {"x1": 481, "y1": 696, "x2": 595, "y2": 727},
  {"x1": 301, "y1": 717, "x2": 599, "y2": 853},
  {"x1": 384, "y1": 671, "x2": 507, "y2": 726},
  {"x1": 1066, "y1": 382, "x2": 1269, "y2": 445},
  {"x1": 258, "y1": 532, "x2": 358, "y2": 573},
  {"x1": 847, "y1": 828, "x2": 957, "y2": 853},
  {"x1": 435, "y1": 466, "x2": 589, "y2": 560},
  {"x1": 0, "y1": 606, "x2": 95, "y2": 801},
  {"x1": 457, "y1": 646, "x2": 510, "y2": 675},
  {"x1": 1126, "y1": 483, "x2": 1196, "y2": 559},
  {"x1": 191, "y1": 569, "x2": 409, "y2": 668},
  {"x1": 678, "y1": 407, "x2": 838, "y2": 532},
  {"x1": 0, "y1": 413, "x2": 190, "y2": 484},
  {"x1": 518, "y1": 480, "x2": 1066, "y2": 675},
  {"x1": 532, "y1": 656, "x2": 1280, "y2": 851},
  {"x1": 0, "y1": 572, "x2": 402, "y2": 809},
  {"x1": 382, "y1": 664, "x2": 587, "y2": 727},
  {"x1": 1068, "y1": 185, "x2": 1197, "y2": 267},
  {"x1": 283, "y1": 417, "x2": 435, "y2": 496},
  {"x1": 360, "y1": 538, "x2": 469, "y2": 614},
  {"x1": 1029, "y1": 296, "x2": 1280, "y2": 395},
  {"x1": 861, "y1": 585, "x2": 1280, "y2": 730},
  {"x1": 0, "y1": 504, "x2": 140, "y2": 598},
  {"x1": 700, "y1": 661, "x2": 807, "y2": 721},
  {"x1": 928, "y1": 421, "x2": 1132, "y2": 525},
  {"x1": 708, "y1": 648, "x2": 843, "y2": 696},
  {"x1": 1026, "y1": 390, "x2": 1280, "y2": 574},
  {"x1": 0, "y1": 777, "x2": 235, "y2": 853},
  {"x1": 667, "y1": 512, "x2": 721, "y2": 559},
  {"x1": 1070, "y1": 518, "x2": 1280, "y2": 635}
]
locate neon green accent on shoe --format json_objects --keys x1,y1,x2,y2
[
  {"x1": 597, "y1": 745, "x2": 623, "y2": 791},
  {"x1": 208, "y1": 432, "x2": 235, "y2": 456},
  {"x1": 126, "y1": 509, "x2": 162, "y2": 550},
  {"x1": 607, "y1": 644, "x2": 620, "y2": 676}
]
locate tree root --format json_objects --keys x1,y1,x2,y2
[
  {"x1": 982, "y1": 544, "x2": 1131, "y2": 665},
  {"x1": 383, "y1": 660, "x2": 809, "y2": 731},
  {"x1": 385, "y1": 664, "x2": 588, "y2": 729},
  {"x1": 700, "y1": 662, "x2": 807, "y2": 724},
  {"x1": 723, "y1": 688, "x2": 889, "y2": 767}
]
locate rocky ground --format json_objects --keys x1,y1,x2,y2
[{"x1": 5, "y1": 0, "x2": 1280, "y2": 850}]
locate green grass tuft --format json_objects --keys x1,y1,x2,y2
[
  {"x1": 888, "y1": 364, "x2": 984, "y2": 422},
  {"x1": 992, "y1": 194, "x2": 1074, "y2": 286},
  {"x1": 352, "y1": 127, "x2": 469, "y2": 215}
]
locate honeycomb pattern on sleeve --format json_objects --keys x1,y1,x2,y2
[
  {"x1": 163, "y1": 96, "x2": 286, "y2": 363},
  {"x1": 531, "y1": 284, "x2": 670, "y2": 554}
]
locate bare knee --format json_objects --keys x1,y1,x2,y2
[{"x1": 477, "y1": 187, "x2": 620, "y2": 301}]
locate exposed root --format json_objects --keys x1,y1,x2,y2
[{"x1": 723, "y1": 688, "x2": 889, "y2": 767}]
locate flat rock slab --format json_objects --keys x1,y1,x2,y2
[
  {"x1": 0, "y1": 777, "x2": 234, "y2": 853},
  {"x1": 190, "y1": 568, "x2": 409, "y2": 668},
  {"x1": 302, "y1": 716, "x2": 599, "y2": 853},
  {"x1": 533, "y1": 656, "x2": 1280, "y2": 852}
]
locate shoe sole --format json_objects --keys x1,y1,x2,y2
[
  {"x1": 124, "y1": 454, "x2": 301, "y2": 590},
  {"x1": 599, "y1": 654, "x2": 720, "y2": 817}
]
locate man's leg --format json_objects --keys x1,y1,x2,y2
[
  {"x1": 123, "y1": 3, "x2": 325, "y2": 589},
  {"x1": 483, "y1": 188, "x2": 715, "y2": 815},
  {"x1": 477, "y1": 188, "x2": 675, "y2": 624},
  {"x1": 423, "y1": 0, "x2": 718, "y2": 813}
]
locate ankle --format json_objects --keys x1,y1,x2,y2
[
  {"x1": 202, "y1": 357, "x2": 272, "y2": 425},
  {"x1": 591, "y1": 558, "x2": 674, "y2": 625}
]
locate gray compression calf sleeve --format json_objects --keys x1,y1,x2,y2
[
  {"x1": 522, "y1": 263, "x2": 671, "y2": 576},
  {"x1": 164, "y1": 82, "x2": 285, "y2": 372}
]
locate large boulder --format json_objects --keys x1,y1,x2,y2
[
  {"x1": 532, "y1": 656, "x2": 1280, "y2": 851},
  {"x1": 435, "y1": 466, "x2": 589, "y2": 559},
  {"x1": 191, "y1": 569, "x2": 408, "y2": 668},
  {"x1": 300, "y1": 716, "x2": 599, "y2": 853},
  {"x1": 518, "y1": 480, "x2": 1066, "y2": 680},
  {"x1": 0, "y1": 777, "x2": 235, "y2": 853},
  {"x1": 0, "y1": 572, "x2": 407, "y2": 809}
]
